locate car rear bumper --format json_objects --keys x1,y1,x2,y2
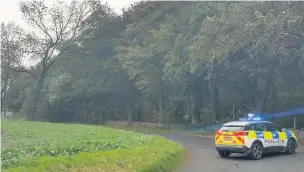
[{"x1": 215, "y1": 145, "x2": 250, "y2": 154}]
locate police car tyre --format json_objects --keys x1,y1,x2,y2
[
  {"x1": 218, "y1": 151, "x2": 231, "y2": 158},
  {"x1": 250, "y1": 142, "x2": 263, "y2": 160},
  {"x1": 285, "y1": 139, "x2": 296, "y2": 154}
]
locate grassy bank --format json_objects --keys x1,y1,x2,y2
[
  {"x1": 1, "y1": 120, "x2": 185, "y2": 172},
  {"x1": 104, "y1": 122, "x2": 179, "y2": 134}
]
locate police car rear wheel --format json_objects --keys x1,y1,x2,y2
[
  {"x1": 286, "y1": 139, "x2": 296, "y2": 154},
  {"x1": 250, "y1": 142, "x2": 263, "y2": 160},
  {"x1": 218, "y1": 151, "x2": 231, "y2": 158}
]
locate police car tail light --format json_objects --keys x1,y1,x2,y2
[{"x1": 215, "y1": 130, "x2": 220, "y2": 135}]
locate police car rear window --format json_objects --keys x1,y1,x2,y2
[{"x1": 220, "y1": 125, "x2": 245, "y2": 132}]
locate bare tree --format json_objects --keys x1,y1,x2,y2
[{"x1": 14, "y1": 0, "x2": 97, "y2": 120}]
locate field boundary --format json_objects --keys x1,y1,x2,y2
[
  {"x1": 2, "y1": 120, "x2": 186, "y2": 172},
  {"x1": 105, "y1": 121, "x2": 165, "y2": 128},
  {"x1": 4, "y1": 137, "x2": 186, "y2": 172}
]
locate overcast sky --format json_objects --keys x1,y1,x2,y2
[
  {"x1": 0, "y1": 0, "x2": 138, "y2": 28},
  {"x1": 0, "y1": 0, "x2": 138, "y2": 67}
]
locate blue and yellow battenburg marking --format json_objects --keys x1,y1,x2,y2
[
  {"x1": 248, "y1": 130, "x2": 296, "y2": 140},
  {"x1": 216, "y1": 115, "x2": 297, "y2": 146},
  {"x1": 237, "y1": 115, "x2": 297, "y2": 140},
  {"x1": 215, "y1": 130, "x2": 297, "y2": 146}
]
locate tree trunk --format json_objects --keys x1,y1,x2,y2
[
  {"x1": 261, "y1": 74, "x2": 272, "y2": 111},
  {"x1": 158, "y1": 96, "x2": 163, "y2": 124},
  {"x1": 1, "y1": 72, "x2": 10, "y2": 113},
  {"x1": 127, "y1": 105, "x2": 133, "y2": 126},
  {"x1": 1, "y1": 96, "x2": 4, "y2": 114},
  {"x1": 191, "y1": 96, "x2": 196, "y2": 124},
  {"x1": 187, "y1": 93, "x2": 193, "y2": 124},
  {"x1": 30, "y1": 85, "x2": 41, "y2": 120},
  {"x1": 209, "y1": 61, "x2": 220, "y2": 123},
  {"x1": 3, "y1": 108, "x2": 7, "y2": 117},
  {"x1": 31, "y1": 73, "x2": 45, "y2": 121},
  {"x1": 158, "y1": 80, "x2": 164, "y2": 124},
  {"x1": 210, "y1": 82, "x2": 219, "y2": 123},
  {"x1": 134, "y1": 106, "x2": 138, "y2": 122},
  {"x1": 193, "y1": 81, "x2": 204, "y2": 123},
  {"x1": 250, "y1": 78, "x2": 258, "y2": 108},
  {"x1": 137, "y1": 103, "x2": 142, "y2": 122},
  {"x1": 270, "y1": 72, "x2": 277, "y2": 111},
  {"x1": 171, "y1": 89, "x2": 187, "y2": 123}
]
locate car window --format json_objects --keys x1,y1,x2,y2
[
  {"x1": 220, "y1": 125, "x2": 245, "y2": 132},
  {"x1": 245, "y1": 124, "x2": 254, "y2": 130},
  {"x1": 253, "y1": 123, "x2": 266, "y2": 131},
  {"x1": 265, "y1": 123, "x2": 280, "y2": 132}
]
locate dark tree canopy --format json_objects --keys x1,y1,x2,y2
[{"x1": 2, "y1": 1, "x2": 304, "y2": 128}]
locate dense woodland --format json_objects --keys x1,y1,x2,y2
[{"x1": 1, "y1": 1, "x2": 304, "y2": 128}]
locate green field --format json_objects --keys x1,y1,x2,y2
[
  {"x1": 104, "y1": 123, "x2": 180, "y2": 134},
  {"x1": 1, "y1": 120, "x2": 185, "y2": 172}
]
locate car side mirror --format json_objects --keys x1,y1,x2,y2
[{"x1": 281, "y1": 128, "x2": 286, "y2": 132}]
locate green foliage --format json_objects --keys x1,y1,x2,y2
[
  {"x1": 1, "y1": 120, "x2": 185, "y2": 171},
  {"x1": 5, "y1": 1, "x2": 304, "y2": 171},
  {"x1": 3, "y1": 1, "x2": 304, "y2": 127},
  {"x1": 4, "y1": 140, "x2": 185, "y2": 172}
]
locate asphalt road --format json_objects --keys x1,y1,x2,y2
[{"x1": 161, "y1": 134, "x2": 304, "y2": 172}]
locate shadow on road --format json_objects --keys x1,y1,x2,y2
[
  {"x1": 226, "y1": 152, "x2": 303, "y2": 161},
  {"x1": 161, "y1": 133, "x2": 304, "y2": 172}
]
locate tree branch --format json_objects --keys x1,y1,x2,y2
[
  {"x1": 33, "y1": 2, "x2": 54, "y2": 42},
  {"x1": 12, "y1": 67, "x2": 39, "y2": 80},
  {"x1": 22, "y1": 3, "x2": 54, "y2": 43}
]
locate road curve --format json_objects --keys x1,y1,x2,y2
[{"x1": 161, "y1": 134, "x2": 304, "y2": 172}]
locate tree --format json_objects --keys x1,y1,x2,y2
[
  {"x1": 1, "y1": 23, "x2": 24, "y2": 114},
  {"x1": 116, "y1": 24, "x2": 174, "y2": 123},
  {"x1": 14, "y1": 0, "x2": 97, "y2": 120},
  {"x1": 4, "y1": 1, "x2": 304, "y2": 128}
]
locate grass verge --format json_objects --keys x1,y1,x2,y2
[
  {"x1": 1, "y1": 120, "x2": 185, "y2": 172},
  {"x1": 104, "y1": 123, "x2": 179, "y2": 134}
]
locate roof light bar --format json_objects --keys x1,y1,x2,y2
[{"x1": 238, "y1": 114, "x2": 262, "y2": 121}]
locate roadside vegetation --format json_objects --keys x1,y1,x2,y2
[
  {"x1": 1, "y1": 120, "x2": 185, "y2": 172},
  {"x1": 2, "y1": 1, "x2": 304, "y2": 129},
  {"x1": 1, "y1": 1, "x2": 304, "y2": 170},
  {"x1": 104, "y1": 121, "x2": 184, "y2": 134}
]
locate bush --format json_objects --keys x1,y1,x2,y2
[{"x1": 1, "y1": 120, "x2": 185, "y2": 172}]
